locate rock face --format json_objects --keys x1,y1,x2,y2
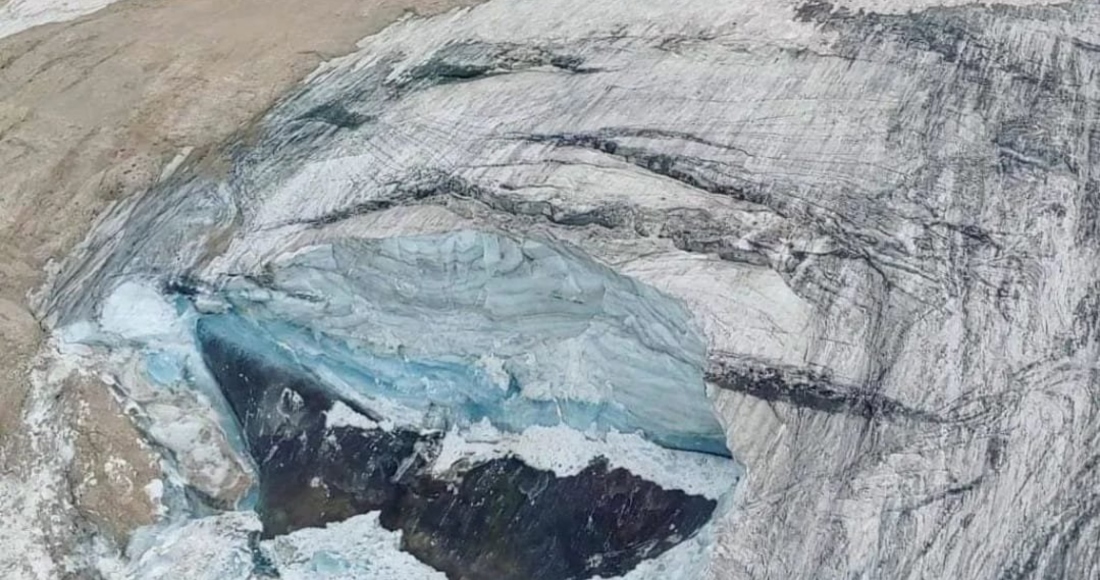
[
  {"x1": 199, "y1": 319, "x2": 717, "y2": 579},
  {"x1": 32, "y1": 0, "x2": 1100, "y2": 578}
]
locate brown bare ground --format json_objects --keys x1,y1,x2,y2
[{"x1": 61, "y1": 376, "x2": 161, "y2": 546}]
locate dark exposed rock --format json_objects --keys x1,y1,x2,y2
[
  {"x1": 296, "y1": 102, "x2": 374, "y2": 129},
  {"x1": 196, "y1": 316, "x2": 717, "y2": 579},
  {"x1": 386, "y1": 457, "x2": 715, "y2": 580},
  {"x1": 707, "y1": 354, "x2": 942, "y2": 423}
]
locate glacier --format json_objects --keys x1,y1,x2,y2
[{"x1": 28, "y1": 0, "x2": 1100, "y2": 577}]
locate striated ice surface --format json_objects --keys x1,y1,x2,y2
[{"x1": 207, "y1": 230, "x2": 727, "y2": 456}]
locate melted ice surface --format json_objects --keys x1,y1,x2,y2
[{"x1": 212, "y1": 231, "x2": 728, "y2": 457}]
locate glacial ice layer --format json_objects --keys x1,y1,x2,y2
[{"x1": 203, "y1": 231, "x2": 730, "y2": 456}]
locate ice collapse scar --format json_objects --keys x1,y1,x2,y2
[{"x1": 184, "y1": 231, "x2": 741, "y2": 580}]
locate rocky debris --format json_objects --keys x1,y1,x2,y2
[{"x1": 60, "y1": 376, "x2": 161, "y2": 547}]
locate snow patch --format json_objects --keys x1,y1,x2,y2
[
  {"x1": 264, "y1": 512, "x2": 446, "y2": 580},
  {"x1": 99, "y1": 281, "x2": 181, "y2": 343},
  {"x1": 325, "y1": 401, "x2": 379, "y2": 431},
  {"x1": 144, "y1": 479, "x2": 166, "y2": 516},
  {"x1": 433, "y1": 420, "x2": 737, "y2": 499},
  {"x1": 0, "y1": 0, "x2": 120, "y2": 40},
  {"x1": 119, "y1": 512, "x2": 261, "y2": 580}
]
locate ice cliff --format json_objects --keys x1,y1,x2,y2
[{"x1": 35, "y1": 0, "x2": 1100, "y2": 578}]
